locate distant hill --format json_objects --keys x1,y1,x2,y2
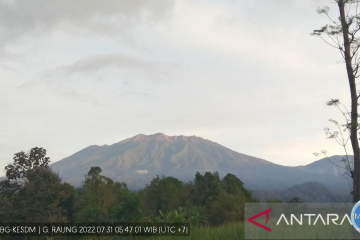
[
  {"x1": 253, "y1": 181, "x2": 349, "y2": 202},
  {"x1": 50, "y1": 133, "x2": 349, "y2": 192},
  {"x1": 297, "y1": 155, "x2": 353, "y2": 176}
]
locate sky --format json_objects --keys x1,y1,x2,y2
[{"x1": 0, "y1": 0, "x2": 354, "y2": 173}]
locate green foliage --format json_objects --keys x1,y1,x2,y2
[
  {"x1": 117, "y1": 193, "x2": 142, "y2": 222},
  {"x1": 221, "y1": 173, "x2": 253, "y2": 200},
  {"x1": 192, "y1": 172, "x2": 221, "y2": 207},
  {"x1": 141, "y1": 176, "x2": 188, "y2": 216},
  {"x1": 0, "y1": 193, "x2": 17, "y2": 222},
  {"x1": 1, "y1": 147, "x2": 51, "y2": 194},
  {"x1": 186, "y1": 206, "x2": 208, "y2": 226},
  {"x1": 155, "y1": 208, "x2": 187, "y2": 223},
  {"x1": 0, "y1": 167, "x2": 74, "y2": 223},
  {"x1": 190, "y1": 172, "x2": 255, "y2": 226},
  {"x1": 74, "y1": 166, "x2": 130, "y2": 222},
  {"x1": 1, "y1": 148, "x2": 258, "y2": 228},
  {"x1": 76, "y1": 206, "x2": 107, "y2": 223},
  {"x1": 0, "y1": 148, "x2": 74, "y2": 223},
  {"x1": 5, "y1": 147, "x2": 50, "y2": 181},
  {"x1": 208, "y1": 190, "x2": 244, "y2": 225},
  {"x1": 21, "y1": 167, "x2": 74, "y2": 222}
]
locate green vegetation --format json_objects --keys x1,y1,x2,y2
[{"x1": 0, "y1": 147, "x2": 254, "y2": 235}]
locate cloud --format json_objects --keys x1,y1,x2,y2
[
  {"x1": 41, "y1": 54, "x2": 165, "y2": 81},
  {"x1": 17, "y1": 79, "x2": 100, "y2": 105},
  {"x1": 135, "y1": 170, "x2": 148, "y2": 175},
  {"x1": 0, "y1": 0, "x2": 175, "y2": 47},
  {"x1": 167, "y1": 0, "x2": 333, "y2": 72},
  {"x1": 65, "y1": 55, "x2": 157, "y2": 75}
]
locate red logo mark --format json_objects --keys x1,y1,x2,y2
[{"x1": 248, "y1": 208, "x2": 272, "y2": 232}]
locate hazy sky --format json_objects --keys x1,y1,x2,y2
[{"x1": 0, "y1": 0, "x2": 353, "y2": 173}]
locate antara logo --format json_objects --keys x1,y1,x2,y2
[{"x1": 248, "y1": 208, "x2": 272, "y2": 232}]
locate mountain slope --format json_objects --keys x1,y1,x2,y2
[
  {"x1": 50, "y1": 133, "x2": 349, "y2": 191},
  {"x1": 253, "y1": 182, "x2": 345, "y2": 202},
  {"x1": 297, "y1": 155, "x2": 353, "y2": 176}
]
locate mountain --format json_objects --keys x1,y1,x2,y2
[
  {"x1": 297, "y1": 155, "x2": 353, "y2": 176},
  {"x1": 253, "y1": 182, "x2": 348, "y2": 202},
  {"x1": 50, "y1": 133, "x2": 349, "y2": 192},
  {"x1": 295, "y1": 155, "x2": 353, "y2": 195}
]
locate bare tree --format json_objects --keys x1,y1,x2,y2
[
  {"x1": 314, "y1": 99, "x2": 354, "y2": 202},
  {"x1": 312, "y1": 0, "x2": 360, "y2": 202}
]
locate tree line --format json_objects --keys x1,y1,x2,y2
[{"x1": 0, "y1": 147, "x2": 255, "y2": 227}]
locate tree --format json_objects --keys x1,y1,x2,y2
[
  {"x1": 5, "y1": 147, "x2": 50, "y2": 181},
  {"x1": 1, "y1": 147, "x2": 51, "y2": 193},
  {"x1": 208, "y1": 190, "x2": 243, "y2": 225},
  {"x1": 192, "y1": 172, "x2": 221, "y2": 207},
  {"x1": 0, "y1": 151, "x2": 74, "y2": 223},
  {"x1": 221, "y1": 173, "x2": 253, "y2": 200},
  {"x1": 186, "y1": 206, "x2": 208, "y2": 226},
  {"x1": 312, "y1": 0, "x2": 360, "y2": 202},
  {"x1": 75, "y1": 166, "x2": 122, "y2": 222},
  {"x1": 105, "y1": 192, "x2": 143, "y2": 223},
  {"x1": 141, "y1": 176, "x2": 188, "y2": 216},
  {"x1": 0, "y1": 190, "x2": 17, "y2": 222},
  {"x1": 155, "y1": 208, "x2": 187, "y2": 224},
  {"x1": 76, "y1": 206, "x2": 107, "y2": 223},
  {"x1": 16, "y1": 167, "x2": 75, "y2": 222},
  {"x1": 82, "y1": 166, "x2": 115, "y2": 207},
  {"x1": 207, "y1": 174, "x2": 254, "y2": 225}
]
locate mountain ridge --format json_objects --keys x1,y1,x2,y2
[
  {"x1": 48, "y1": 133, "x2": 349, "y2": 192},
  {"x1": 252, "y1": 181, "x2": 346, "y2": 202}
]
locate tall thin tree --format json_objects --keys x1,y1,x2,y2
[{"x1": 313, "y1": 0, "x2": 360, "y2": 202}]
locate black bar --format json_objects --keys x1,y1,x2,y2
[{"x1": 0, "y1": 223, "x2": 190, "y2": 236}]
